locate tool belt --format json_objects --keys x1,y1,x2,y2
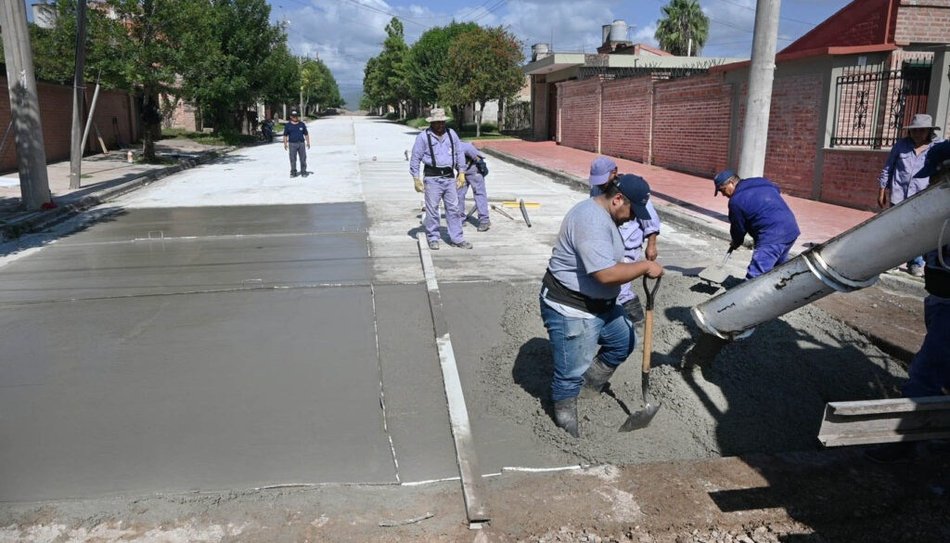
[
  {"x1": 423, "y1": 165, "x2": 454, "y2": 177},
  {"x1": 542, "y1": 269, "x2": 615, "y2": 314}
]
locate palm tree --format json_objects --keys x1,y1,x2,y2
[{"x1": 655, "y1": 0, "x2": 710, "y2": 56}]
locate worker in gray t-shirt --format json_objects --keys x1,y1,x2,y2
[{"x1": 540, "y1": 174, "x2": 664, "y2": 437}]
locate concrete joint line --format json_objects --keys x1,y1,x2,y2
[
  {"x1": 370, "y1": 283, "x2": 401, "y2": 483},
  {"x1": 416, "y1": 232, "x2": 490, "y2": 528}
]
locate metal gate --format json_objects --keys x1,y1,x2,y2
[{"x1": 831, "y1": 58, "x2": 932, "y2": 149}]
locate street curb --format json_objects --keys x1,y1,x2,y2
[
  {"x1": 0, "y1": 147, "x2": 235, "y2": 243},
  {"x1": 482, "y1": 146, "x2": 927, "y2": 301}
]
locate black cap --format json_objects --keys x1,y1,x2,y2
[{"x1": 615, "y1": 174, "x2": 652, "y2": 220}]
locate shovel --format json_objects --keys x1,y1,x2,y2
[
  {"x1": 697, "y1": 247, "x2": 734, "y2": 285},
  {"x1": 619, "y1": 275, "x2": 662, "y2": 432}
]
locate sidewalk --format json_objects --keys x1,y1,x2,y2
[{"x1": 0, "y1": 139, "x2": 233, "y2": 242}]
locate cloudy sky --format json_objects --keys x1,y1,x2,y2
[{"x1": 270, "y1": 0, "x2": 854, "y2": 108}]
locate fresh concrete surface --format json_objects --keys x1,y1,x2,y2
[{"x1": 0, "y1": 117, "x2": 746, "y2": 504}]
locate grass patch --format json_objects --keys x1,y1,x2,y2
[{"x1": 160, "y1": 128, "x2": 256, "y2": 146}]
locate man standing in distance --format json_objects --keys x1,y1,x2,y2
[
  {"x1": 540, "y1": 174, "x2": 664, "y2": 437},
  {"x1": 409, "y1": 108, "x2": 471, "y2": 250},
  {"x1": 283, "y1": 110, "x2": 311, "y2": 178}
]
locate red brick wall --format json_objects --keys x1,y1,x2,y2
[
  {"x1": 557, "y1": 78, "x2": 600, "y2": 152},
  {"x1": 0, "y1": 76, "x2": 136, "y2": 173},
  {"x1": 600, "y1": 77, "x2": 652, "y2": 163},
  {"x1": 763, "y1": 74, "x2": 823, "y2": 199},
  {"x1": 820, "y1": 149, "x2": 888, "y2": 209},
  {"x1": 652, "y1": 73, "x2": 733, "y2": 177},
  {"x1": 895, "y1": 0, "x2": 950, "y2": 45}
]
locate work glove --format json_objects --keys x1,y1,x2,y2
[
  {"x1": 456, "y1": 172, "x2": 466, "y2": 189},
  {"x1": 413, "y1": 176, "x2": 424, "y2": 193}
]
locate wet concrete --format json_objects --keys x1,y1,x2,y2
[{"x1": 0, "y1": 203, "x2": 395, "y2": 501}]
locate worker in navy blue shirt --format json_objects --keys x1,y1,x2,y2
[
  {"x1": 282, "y1": 110, "x2": 311, "y2": 177},
  {"x1": 712, "y1": 170, "x2": 801, "y2": 279}
]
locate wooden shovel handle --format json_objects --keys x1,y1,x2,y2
[{"x1": 642, "y1": 307, "x2": 653, "y2": 374}]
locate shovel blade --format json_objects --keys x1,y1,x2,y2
[
  {"x1": 619, "y1": 402, "x2": 661, "y2": 432},
  {"x1": 697, "y1": 265, "x2": 730, "y2": 284}
]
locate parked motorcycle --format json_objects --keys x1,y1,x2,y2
[{"x1": 260, "y1": 119, "x2": 274, "y2": 142}]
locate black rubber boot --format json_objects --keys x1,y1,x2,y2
[
  {"x1": 623, "y1": 297, "x2": 644, "y2": 324},
  {"x1": 553, "y1": 397, "x2": 579, "y2": 438},
  {"x1": 581, "y1": 357, "x2": 617, "y2": 397}
]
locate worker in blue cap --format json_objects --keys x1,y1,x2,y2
[
  {"x1": 540, "y1": 173, "x2": 664, "y2": 437},
  {"x1": 712, "y1": 170, "x2": 800, "y2": 279}
]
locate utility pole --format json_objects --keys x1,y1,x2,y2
[
  {"x1": 737, "y1": 0, "x2": 781, "y2": 178},
  {"x1": 69, "y1": 0, "x2": 88, "y2": 189},
  {"x1": 0, "y1": 0, "x2": 51, "y2": 210}
]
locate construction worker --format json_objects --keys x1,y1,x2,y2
[
  {"x1": 712, "y1": 170, "x2": 800, "y2": 279},
  {"x1": 540, "y1": 174, "x2": 664, "y2": 437},
  {"x1": 866, "y1": 140, "x2": 950, "y2": 463},
  {"x1": 589, "y1": 156, "x2": 660, "y2": 323},
  {"x1": 282, "y1": 110, "x2": 310, "y2": 178},
  {"x1": 410, "y1": 108, "x2": 471, "y2": 250},
  {"x1": 457, "y1": 141, "x2": 491, "y2": 232},
  {"x1": 877, "y1": 113, "x2": 943, "y2": 277}
]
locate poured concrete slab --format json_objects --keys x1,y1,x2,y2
[
  {"x1": 0, "y1": 287, "x2": 394, "y2": 502},
  {"x1": 0, "y1": 204, "x2": 371, "y2": 304},
  {"x1": 373, "y1": 284, "x2": 459, "y2": 482},
  {"x1": 53, "y1": 203, "x2": 368, "y2": 245}
]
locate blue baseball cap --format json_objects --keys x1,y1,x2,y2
[
  {"x1": 914, "y1": 140, "x2": 950, "y2": 178},
  {"x1": 615, "y1": 174, "x2": 652, "y2": 220},
  {"x1": 589, "y1": 156, "x2": 618, "y2": 186},
  {"x1": 713, "y1": 169, "x2": 737, "y2": 196}
]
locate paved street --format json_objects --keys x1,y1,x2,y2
[
  {"x1": 1, "y1": 117, "x2": 945, "y2": 543},
  {"x1": 0, "y1": 117, "x2": 729, "y2": 503}
]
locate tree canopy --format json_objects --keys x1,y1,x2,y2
[
  {"x1": 655, "y1": 0, "x2": 710, "y2": 56},
  {"x1": 361, "y1": 18, "x2": 411, "y2": 114},
  {"x1": 407, "y1": 21, "x2": 479, "y2": 107},
  {"x1": 439, "y1": 26, "x2": 524, "y2": 136},
  {"x1": 14, "y1": 0, "x2": 343, "y2": 158}
]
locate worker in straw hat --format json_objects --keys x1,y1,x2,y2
[
  {"x1": 877, "y1": 113, "x2": 943, "y2": 277},
  {"x1": 409, "y1": 108, "x2": 471, "y2": 250}
]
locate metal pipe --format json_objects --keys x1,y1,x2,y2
[{"x1": 692, "y1": 178, "x2": 950, "y2": 340}]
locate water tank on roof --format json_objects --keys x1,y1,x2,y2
[
  {"x1": 609, "y1": 20, "x2": 629, "y2": 43},
  {"x1": 32, "y1": 3, "x2": 56, "y2": 29},
  {"x1": 531, "y1": 43, "x2": 550, "y2": 61}
]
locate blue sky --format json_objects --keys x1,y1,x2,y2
[{"x1": 278, "y1": 0, "x2": 853, "y2": 107}]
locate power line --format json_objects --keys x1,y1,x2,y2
[{"x1": 472, "y1": 0, "x2": 507, "y2": 23}]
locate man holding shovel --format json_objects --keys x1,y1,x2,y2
[
  {"x1": 712, "y1": 170, "x2": 800, "y2": 279},
  {"x1": 540, "y1": 174, "x2": 664, "y2": 438}
]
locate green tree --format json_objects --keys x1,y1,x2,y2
[
  {"x1": 439, "y1": 26, "x2": 524, "y2": 136},
  {"x1": 258, "y1": 41, "x2": 301, "y2": 113},
  {"x1": 176, "y1": 0, "x2": 282, "y2": 133},
  {"x1": 655, "y1": 0, "x2": 709, "y2": 56},
  {"x1": 300, "y1": 57, "x2": 343, "y2": 114},
  {"x1": 360, "y1": 17, "x2": 411, "y2": 117},
  {"x1": 100, "y1": 0, "x2": 217, "y2": 160},
  {"x1": 407, "y1": 21, "x2": 479, "y2": 108}
]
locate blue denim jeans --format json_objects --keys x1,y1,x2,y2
[
  {"x1": 540, "y1": 296, "x2": 636, "y2": 402},
  {"x1": 903, "y1": 295, "x2": 950, "y2": 398}
]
